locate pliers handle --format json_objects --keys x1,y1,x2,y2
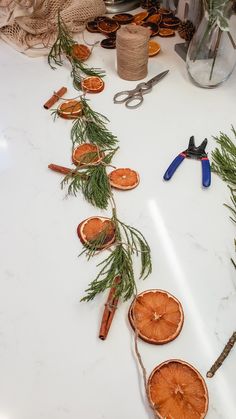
[{"x1": 163, "y1": 153, "x2": 211, "y2": 187}]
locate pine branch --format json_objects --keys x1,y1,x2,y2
[
  {"x1": 48, "y1": 11, "x2": 105, "y2": 83},
  {"x1": 81, "y1": 213, "x2": 152, "y2": 302},
  {"x1": 212, "y1": 127, "x2": 236, "y2": 266},
  {"x1": 211, "y1": 128, "x2": 236, "y2": 185},
  {"x1": 71, "y1": 98, "x2": 118, "y2": 149},
  {"x1": 48, "y1": 12, "x2": 75, "y2": 69},
  {"x1": 61, "y1": 148, "x2": 118, "y2": 210}
]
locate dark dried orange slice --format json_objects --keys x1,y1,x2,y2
[
  {"x1": 112, "y1": 13, "x2": 133, "y2": 24},
  {"x1": 109, "y1": 168, "x2": 140, "y2": 190},
  {"x1": 133, "y1": 11, "x2": 149, "y2": 24},
  {"x1": 101, "y1": 38, "x2": 116, "y2": 49},
  {"x1": 57, "y1": 100, "x2": 83, "y2": 120},
  {"x1": 141, "y1": 21, "x2": 159, "y2": 37},
  {"x1": 128, "y1": 289, "x2": 184, "y2": 344},
  {"x1": 81, "y1": 76, "x2": 105, "y2": 94},
  {"x1": 71, "y1": 44, "x2": 91, "y2": 61},
  {"x1": 163, "y1": 17, "x2": 180, "y2": 30},
  {"x1": 148, "y1": 360, "x2": 209, "y2": 419},
  {"x1": 158, "y1": 8, "x2": 173, "y2": 17},
  {"x1": 146, "y1": 13, "x2": 162, "y2": 24},
  {"x1": 72, "y1": 143, "x2": 104, "y2": 166},
  {"x1": 159, "y1": 28, "x2": 175, "y2": 37},
  {"x1": 77, "y1": 216, "x2": 116, "y2": 249},
  {"x1": 97, "y1": 18, "x2": 120, "y2": 34},
  {"x1": 86, "y1": 21, "x2": 100, "y2": 33}
]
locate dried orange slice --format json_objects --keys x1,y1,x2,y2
[
  {"x1": 86, "y1": 21, "x2": 100, "y2": 33},
  {"x1": 159, "y1": 28, "x2": 175, "y2": 37},
  {"x1": 72, "y1": 143, "x2": 104, "y2": 166},
  {"x1": 58, "y1": 100, "x2": 83, "y2": 120},
  {"x1": 108, "y1": 168, "x2": 140, "y2": 190},
  {"x1": 148, "y1": 40, "x2": 161, "y2": 57},
  {"x1": 77, "y1": 216, "x2": 116, "y2": 249},
  {"x1": 128, "y1": 289, "x2": 184, "y2": 344},
  {"x1": 71, "y1": 44, "x2": 91, "y2": 61},
  {"x1": 133, "y1": 11, "x2": 148, "y2": 24},
  {"x1": 146, "y1": 13, "x2": 162, "y2": 24},
  {"x1": 81, "y1": 76, "x2": 105, "y2": 94},
  {"x1": 112, "y1": 13, "x2": 133, "y2": 24},
  {"x1": 97, "y1": 18, "x2": 120, "y2": 34},
  {"x1": 148, "y1": 360, "x2": 209, "y2": 419},
  {"x1": 159, "y1": 8, "x2": 173, "y2": 17}
]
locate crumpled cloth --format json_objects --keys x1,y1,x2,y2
[{"x1": 0, "y1": 0, "x2": 106, "y2": 56}]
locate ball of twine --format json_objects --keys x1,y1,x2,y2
[{"x1": 116, "y1": 24, "x2": 150, "y2": 81}]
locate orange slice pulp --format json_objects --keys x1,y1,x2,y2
[
  {"x1": 148, "y1": 40, "x2": 161, "y2": 57},
  {"x1": 129, "y1": 289, "x2": 184, "y2": 344},
  {"x1": 109, "y1": 168, "x2": 140, "y2": 190},
  {"x1": 58, "y1": 100, "x2": 83, "y2": 120},
  {"x1": 71, "y1": 44, "x2": 91, "y2": 61},
  {"x1": 81, "y1": 76, "x2": 105, "y2": 94},
  {"x1": 72, "y1": 143, "x2": 104, "y2": 166},
  {"x1": 77, "y1": 216, "x2": 116, "y2": 249},
  {"x1": 148, "y1": 360, "x2": 209, "y2": 419}
]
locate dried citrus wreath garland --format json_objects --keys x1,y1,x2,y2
[
  {"x1": 47, "y1": 21, "x2": 152, "y2": 306},
  {"x1": 46, "y1": 15, "x2": 210, "y2": 419}
]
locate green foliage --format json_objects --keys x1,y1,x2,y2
[
  {"x1": 212, "y1": 127, "x2": 236, "y2": 266},
  {"x1": 61, "y1": 149, "x2": 118, "y2": 210},
  {"x1": 71, "y1": 98, "x2": 118, "y2": 149},
  {"x1": 81, "y1": 214, "x2": 152, "y2": 302},
  {"x1": 204, "y1": 0, "x2": 231, "y2": 29},
  {"x1": 48, "y1": 12, "x2": 105, "y2": 83}
]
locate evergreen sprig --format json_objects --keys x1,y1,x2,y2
[
  {"x1": 61, "y1": 148, "x2": 118, "y2": 209},
  {"x1": 81, "y1": 211, "x2": 152, "y2": 302},
  {"x1": 48, "y1": 12, "x2": 105, "y2": 85},
  {"x1": 71, "y1": 98, "x2": 118, "y2": 149},
  {"x1": 211, "y1": 127, "x2": 236, "y2": 266}
]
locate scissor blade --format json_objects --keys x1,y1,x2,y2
[{"x1": 146, "y1": 70, "x2": 169, "y2": 87}]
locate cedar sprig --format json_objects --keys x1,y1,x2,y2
[
  {"x1": 48, "y1": 11, "x2": 75, "y2": 69},
  {"x1": 211, "y1": 127, "x2": 236, "y2": 185},
  {"x1": 211, "y1": 127, "x2": 236, "y2": 267},
  {"x1": 71, "y1": 98, "x2": 118, "y2": 149},
  {"x1": 48, "y1": 12, "x2": 105, "y2": 83},
  {"x1": 81, "y1": 211, "x2": 152, "y2": 302},
  {"x1": 61, "y1": 148, "x2": 118, "y2": 209}
]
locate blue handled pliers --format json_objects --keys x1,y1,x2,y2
[{"x1": 163, "y1": 136, "x2": 211, "y2": 187}]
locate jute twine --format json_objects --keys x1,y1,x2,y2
[{"x1": 116, "y1": 24, "x2": 150, "y2": 81}]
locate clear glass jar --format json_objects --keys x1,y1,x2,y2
[{"x1": 186, "y1": 4, "x2": 236, "y2": 88}]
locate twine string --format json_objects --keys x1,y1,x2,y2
[{"x1": 116, "y1": 24, "x2": 150, "y2": 81}]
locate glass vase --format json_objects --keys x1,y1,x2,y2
[{"x1": 186, "y1": 4, "x2": 236, "y2": 88}]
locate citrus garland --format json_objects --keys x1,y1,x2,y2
[
  {"x1": 47, "y1": 21, "x2": 152, "y2": 303},
  {"x1": 46, "y1": 14, "x2": 210, "y2": 419}
]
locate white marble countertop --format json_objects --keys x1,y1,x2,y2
[{"x1": 1, "y1": 15, "x2": 236, "y2": 419}]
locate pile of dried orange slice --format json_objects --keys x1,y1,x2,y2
[{"x1": 85, "y1": 6, "x2": 181, "y2": 51}]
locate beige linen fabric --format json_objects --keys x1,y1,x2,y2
[{"x1": 0, "y1": 0, "x2": 106, "y2": 56}]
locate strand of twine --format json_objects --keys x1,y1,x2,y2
[
  {"x1": 116, "y1": 25, "x2": 150, "y2": 81},
  {"x1": 132, "y1": 295, "x2": 161, "y2": 419}
]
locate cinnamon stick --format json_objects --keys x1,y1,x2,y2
[
  {"x1": 48, "y1": 163, "x2": 72, "y2": 175},
  {"x1": 99, "y1": 276, "x2": 121, "y2": 340},
  {"x1": 43, "y1": 87, "x2": 67, "y2": 109},
  {"x1": 207, "y1": 331, "x2": 236, "y2": 378}
]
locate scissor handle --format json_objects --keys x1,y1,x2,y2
[
  {"x1": 113, "y1": 90, "x2": 134, "y2": 104},
  {"x1": 125, "y1": 94, "x2": 143, "y2": 109}
]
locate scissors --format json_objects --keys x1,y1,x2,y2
[{"x1": 113, "y1": 70, "x2": 169, "y2": 109}]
